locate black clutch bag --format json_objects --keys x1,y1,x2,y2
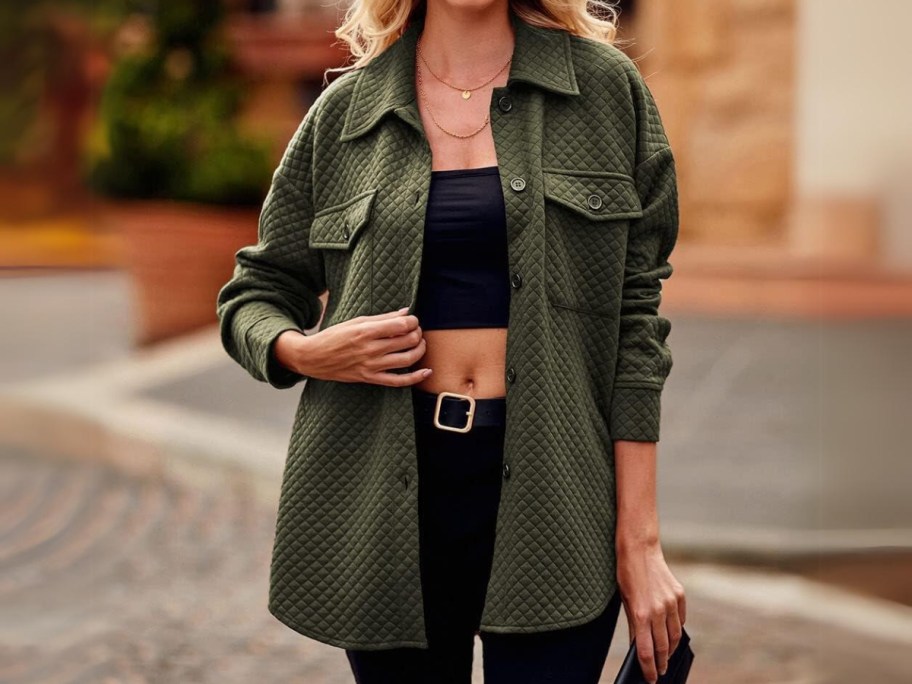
[{"x1": 614, "y1": 626, "x2": 694, "y2": 684}]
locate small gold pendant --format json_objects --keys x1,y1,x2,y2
[{"x1": 462, "y1": 90, "x2": 471, "y2": 100}]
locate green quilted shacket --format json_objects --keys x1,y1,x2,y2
[{"x1": 216, "y1": 6, "x2": 678, "y2": 651}]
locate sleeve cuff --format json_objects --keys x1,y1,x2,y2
[
  {"x1": 246, "y1": 314, "x2": 308, "y2": 389},
  {"x1": 609, "y1": 386, "x2": 662, "y2": 442}
]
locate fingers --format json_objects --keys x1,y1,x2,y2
[
  {"x1": 652, "y1": 608, "x2": 670, "y2": 679},
  {"x1": 338, "y1": 308, "x2": 416, "y2": 338},
  {"x1": 666, "y1": 607, "x2": 683, "y2": 663},
  {"x1": 677, "y1": 583, "x2": 687, "y2": 626},
  {"x1": 374, "y1": 306, "x2": 412, "y2": 320},
  {"x1": 651, "y1": 600, "x2": 685, "y2": 682},
  {"x1": 631, "y1": 597, "x2": 683, "y2": 683},
  {"x1": 363, "y1": 310, "x2": 421, "y2": 340},
  {"x1": 367, "y1": 367, "x2": 433, "y2": 387},
  {"x1": 634, "y1": 617, "x2": 658, "y2": 684},
  {"x1": 327, "y1": 309, "x2": 430, "y2": 387},
  {"x1": 364, "y1": 338, "x2": 432, "y2": 386},
  {"x1": 669, "y1": 581, "x2": 686, "y2": 661},
  {"x1": 376, "y1": 325, "x2": 424, "y2": 357}
]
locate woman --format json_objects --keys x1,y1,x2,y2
[{"x1": 216, "y1": 0, "x2": 686, "y2": 682}]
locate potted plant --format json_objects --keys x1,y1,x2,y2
[{"x1": 85, "y1": 0, "x2": 274, "y2": 345}]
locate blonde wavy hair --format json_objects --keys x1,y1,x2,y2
[{"x1": 325, "y1": 0, "x2": 623, "y2": 81}]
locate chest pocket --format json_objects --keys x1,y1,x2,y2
[
  {"x1": 309, "y1": 188, "x2": 378, "y2": 322},
  {"x1": 309, "y1": 189, "x2": 378, "y2": 250},
  {"x1": 543, "y1": 170, "x2": 643, "y2": 318}
]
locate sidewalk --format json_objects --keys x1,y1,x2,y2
[{"x1": 1, "y1": 270, "x2": 911, "y2": 683}]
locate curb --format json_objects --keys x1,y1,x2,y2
[
  {"x1": 0, "y1": 326, "x2": 287, "y2": 508},
  {"x1": 672, "y1": 562, "x2": 912, "y2": 647}
]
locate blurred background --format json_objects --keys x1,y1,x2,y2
[{"x1": 0, "y1": 0, "x2": 910, "y2": 682}]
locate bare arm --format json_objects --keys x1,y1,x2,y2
[
  {"x1": 614, "y1": 438, "x2": 686, "y2": 684},
  {"x1": 615, "y1": 439, "x2": 659, "y2": 550}
]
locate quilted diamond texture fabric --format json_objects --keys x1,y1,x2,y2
[{"x1": 215, "y1": 6, "x2": 678, "y2": 651}]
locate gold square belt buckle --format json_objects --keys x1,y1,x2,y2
[{"x1": 433, "y1": 391, "x2": 476, "y2": 433}]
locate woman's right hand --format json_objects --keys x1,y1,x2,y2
[{"x1": 274, "y1": 307, "x2": 433, "y2": 386}]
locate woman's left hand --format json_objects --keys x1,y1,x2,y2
[{"x1": 616, "y1": 539, "x2": 687, "y2": 684}]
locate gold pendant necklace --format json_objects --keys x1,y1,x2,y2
[
  {"x1": 417, "y1": 36, "x2": 512, "y2": 101},
  {"x1": 416, "y1": 52, "x2": 489, "y2": 139}
]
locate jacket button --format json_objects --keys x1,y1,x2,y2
[
  {"x1": 510, "y1": 177, "x2": 526, "y2": 192},
  {"x1": 342, "y1": 222, "x2": 351, "y2": 240},
  {"x1": 510, "y1": 271, "x2": 523, "y2": 289},
  {"x1": 498, "y1": 95, "x2": 513, "y2": 113},
  {"x1": 506, "y1": 366, "x2": 516, "y2": 383},
  {"x1": 502, "y1": 463, "x2": 511, "y2": 480},
  {"x1": 586, "y1": 194, "x2": 603, "y2": 210}
]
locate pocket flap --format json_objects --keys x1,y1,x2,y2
[
  {"x1": 543, "y1": 170, "x2": 642, "y2": 221},
  {"x1": 309, "y1": 189, "x2": 378, "y2": 249}
]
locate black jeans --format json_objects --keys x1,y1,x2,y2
[{"x1": 345, "y1": 388, "x2": 623, "y2": 684}]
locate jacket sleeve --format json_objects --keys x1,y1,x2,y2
[
  {"x1": 215, "y1": 107, "x2": 326, "y2": 390},
  {"x1": 609, "y1": 70, "x2": 679, "y2": 442}
]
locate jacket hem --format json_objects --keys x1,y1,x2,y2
[
  {"x1": 477, "y1": 579, "x2": 619, "y2": 635},
  {"x1": 267, "y1": 602, "x2": 430, "y2": 651}
]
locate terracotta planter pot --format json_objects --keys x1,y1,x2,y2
[{"x1": 101, "y1": 199, "x2": 260, "y2": 347}]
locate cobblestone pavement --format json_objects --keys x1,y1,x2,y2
[{"x1": 2, "y1": 447, "x2": 909, "y2": 684}]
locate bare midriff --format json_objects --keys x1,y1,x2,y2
[{"x1": 410, "y1": 327, "x2": 508, "y2": 398}]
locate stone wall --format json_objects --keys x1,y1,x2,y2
[{"x1": 623, "y1": 0, "x2": 796, "y2": 247}]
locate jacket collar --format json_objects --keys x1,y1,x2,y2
[{"x1": 340, "y1": 7, "x2": 579, "y2": 142}]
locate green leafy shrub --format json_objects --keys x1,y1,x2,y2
[
  {"x1": 0, "y1": 1, "x2": 129, "y2": 167},
  {"x1": 86, "y1": 0, "x2": 273, "y2": 205}
]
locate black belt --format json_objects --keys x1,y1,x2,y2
[{"x1": 412, "y1": 388, "x2": 506, "y2": 432}]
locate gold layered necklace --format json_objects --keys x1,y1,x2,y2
[
  {"x1": 416, "y1": 36, "x2": 512, "y2": 100},
  {"x1": 415, "y1": 35, "x2": 512, "y2": 140}
]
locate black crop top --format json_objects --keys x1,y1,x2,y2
[{"x1": 413, "y1": 165, "x2": 511, "y2": 329}]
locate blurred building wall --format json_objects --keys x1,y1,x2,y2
[
  {"x1": 797, "y1": 0, "x2": 912, "y2": 197},
  {"x1": 228, "y1": 7, "x2": 347, "y2": 160},
  {"x1": 630, "y1": 0, "x2": 796, "y2": 249},
  {"x1": 795, "y1": 0, "x2": 912, "y2": 266},
  {"x1": 626, "y1": 0, "x2": 909, "y2": 268}
]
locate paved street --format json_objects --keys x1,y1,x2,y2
[
  {"x1": 2, "y1": 445, "x2": 909, "y2": 684},
  {"x1": 0, "y1": 444, "x2": 349, "y2": 684}
]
